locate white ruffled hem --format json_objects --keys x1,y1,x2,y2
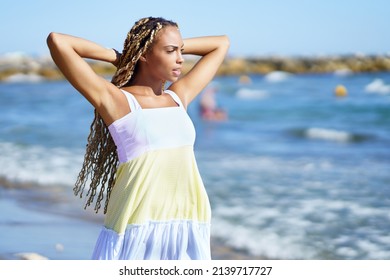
[{"x1": 91, "y1": 220, "x2": 211, "y2": 260}]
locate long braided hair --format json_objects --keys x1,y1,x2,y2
[{"x1": 73, "y1": 17, "x2": 178, "y2": 214}]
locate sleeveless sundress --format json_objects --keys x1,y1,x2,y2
[{"x1": 91, "y1": 89, "x2": 211, "y2": 260}]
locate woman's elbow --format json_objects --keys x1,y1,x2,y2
[
  {"x1": 219, "y1": 35, "x2": 230, "y2": 50},
  {"x1": 220, "y1": 35, "x2": 230, "y2": 52},
  {"x1": 46, "y1": 32, "x2": 61, "y2": 50},
  {"x1": 222, "y1": 35, "x2": 230, "y2": 45}
]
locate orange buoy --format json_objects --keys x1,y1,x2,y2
[{"x1": 334, "y1": 84, "x2": 348, "y2": 97}]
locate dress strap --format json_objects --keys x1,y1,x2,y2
[
  {"x1": 120, "y1": 89, "x2": 142, "y2": 112},
  {"x1": 164, "y1": 90, "x2": 184, "y2": 108}
]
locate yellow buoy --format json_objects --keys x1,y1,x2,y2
[{"x1": 334, "y1": 84, "x2": 348, "y2": 97}]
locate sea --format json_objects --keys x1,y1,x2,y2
[{"x1": 0, "y1": 70, "x2": 389, "y2": 260}]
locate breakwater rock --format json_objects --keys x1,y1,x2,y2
[
  {"x1": 1, "y1": 52, "x2": 389, "y2": 82},
  {"x1": 217, "y1": 54, "x2": 390, "y2": 75}
]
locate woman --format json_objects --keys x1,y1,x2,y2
[{"x1": 47, "y1": 17, "x2": 229, "y2": 260}]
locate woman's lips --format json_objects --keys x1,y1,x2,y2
[{"x1": 172, "y1": 69, "x2": 181, "y2": 77}]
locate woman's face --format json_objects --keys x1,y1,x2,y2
[{"x1": 143, "y1": 26, "x2": 184, "y2": 83}]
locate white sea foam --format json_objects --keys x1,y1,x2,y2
[
  {"x1": 211, "y1": 216, "x2": 315, "y2": 259},
  {"x1": 364, "y1": 78, "x2": 390, "y2": 94},
  {"x1": 4, "y1": 73, "x2": 45, "y2": 83},
  {"x1": 236, "y1": 88, "x2": 269, "y2": 100},
  {"x1": 304, "y1": 127, "x2": 352, "y2": 142},
  {"x1": 333, "y1": 68, "x2": 353, "y2": 76},
  {"x1": 0, "y1": 141, "x2": 83, "y2": 187},
  {"x1": 264, "y1": 71, "x2": 292, "y2": 82},
  {"x1": 355, "y1": 240, "x2": 389, "y2": 259},
  {"x1": 336, "y1": 247, "x2": 359, "y2": 258}
]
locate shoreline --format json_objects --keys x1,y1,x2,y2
[{"x1": 0, "y1": 178, "x2": 264, "y2": 260}]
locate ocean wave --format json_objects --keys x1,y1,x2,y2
[
  {"x1": 264, "y1": 71, "x2": 292, "y2": 82},
  {"x1": 333, "y1": 68, "x2": 353, "y2": 77},
  {"x1": 305, "y1": 127, "x2": 352, "y2": 142},
  {"x1": 0, "y1": 141, "x2": 83, "y2": 187},
  {"x1": 290, "y1": 127, "x2": 369, "y2": 142},
  {"x1": 364, "y1": 78, "x2": 390, "y2": 94},
  {"x1": 3, "y1": 73, "x2": 46, "y2": 83},
  {"x1": 211, "y1": 216, "x2": 315, "y2": 259},
  {"x1": 236, "y1": 88, "x2": 269, "y2": 100}
]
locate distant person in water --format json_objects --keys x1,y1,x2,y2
[{"x1": 199, "y1": 86, "x2": 227, "y2": 121}]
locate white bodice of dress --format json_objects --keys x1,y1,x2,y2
[{"x1": 108, "y1": 90, "x2": 196, "y2": 163}]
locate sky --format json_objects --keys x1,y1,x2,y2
[{"x1": 0, "y1": 0, "x2": 389, "y2": 57}]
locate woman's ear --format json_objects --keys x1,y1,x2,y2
[{"x1": 139, "y1": 55, "x2": 147, "y2": 62}]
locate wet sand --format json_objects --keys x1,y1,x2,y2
[{"x1": 0, "y1": 179, "x2": 263, "y2": 260}]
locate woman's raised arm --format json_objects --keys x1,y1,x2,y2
[
  {"x1": 170, "y1": 35, "x2": 230, "y2": 107},
  {"x1": 46, "y1": 32, "x2": 118, "y2": 109}
]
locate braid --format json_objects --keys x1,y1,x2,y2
[
  {"x1": 74, "y1": 17, "x2": 178, "y2": 213},
  {"x1": 111, "y1": 17, "x2": 177, "y2": 87}
]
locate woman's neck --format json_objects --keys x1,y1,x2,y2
[{"x1": 127, "y1": 73, "x2": 164, "y2": 96}]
